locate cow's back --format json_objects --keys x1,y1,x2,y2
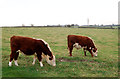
[
  {"x1": 68, "y1": 35, "x2": 87, "y2": 43},
  {"x1": 68, "y1": 35, "x2": 94, "y2": 47},
  {"x1": 11, "y1": 36, "x2": 35, "y2": 47},
  {"x1": 10, "y1": 36, "x2": 38, "y2": 55}
]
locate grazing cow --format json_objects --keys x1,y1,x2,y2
[
  {"x1": 9, "y1": 36, "x2": 56, "y2": 67},
  {"x1": 67, "y1": 35, "x2": 98, "y2": 57}
]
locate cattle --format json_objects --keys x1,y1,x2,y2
[
  {"x1": 9, "y1": 36, "x2": 56, "y2": 67},
  {"x1": 67, "y1": 35, "x2": 98, "y2": 57}
]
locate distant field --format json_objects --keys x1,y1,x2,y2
[{"x1": 2, "y1": 27, "x2": 118, "y2": 77}]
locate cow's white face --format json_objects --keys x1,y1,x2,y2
[
  {"x1": 92, "y1": 48, "x2": 98, "y2": 57},
  {"x1": 46, "y1": 55, "x2": 56, "y2": 66},
  {"x1": 93, "y1": 52, "x2": 98, "y2": 56}
]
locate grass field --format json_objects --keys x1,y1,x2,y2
[{"x1": 2, "y1": 27, "x2": 118, "y2": 77}]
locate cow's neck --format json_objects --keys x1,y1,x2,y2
[{"x1": 43, "y1": 51, "x2": 53, "y2": 59}]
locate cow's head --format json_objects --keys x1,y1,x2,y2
[
  {"x1": 46, "y1": 55, "x2": 56, "y2": 66},
  {"x1": 40, "y1": 40, "x2": 56, "y2": 66},
  {"x1": 42, "y1": 43, "x2": 56, "y2": 66},
  {"x1": 92, "y1": 47, "x2": 98, "y2": 56}
]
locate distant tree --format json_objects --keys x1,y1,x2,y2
[
  {"x1": 112, "y1": 24, "x2": 114, "y2": 26},
  {"x1": 22, "y1": 24, "x2": 25, "y2": 27},
  {"x1": 31, "y1": 24, "x2": 34, "y2": 27},
  {"x1": 101, "y1": 24, "x2": 103, "y2": 26},
  {"x1": 71, "y1": 24, "x2": 75, "y2": 26},
  {"x1": 67, "y1": 24, "x2": 71, "y2": 27},
  {"x1": 94, "y1": 24, "x2": 97, "y2": 27}
]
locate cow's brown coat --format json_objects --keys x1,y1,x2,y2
[{"x1": 67, "y1": 35, "x2": 97, "y2": 57}]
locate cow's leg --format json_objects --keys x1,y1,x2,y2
[
  {"x1": 68, "y1": 45, "x2": 73, "y2": 56},
  {"x1": 14, "y1": 51, "x2": 19, "y2": 66},
  {"x1": 39, "y1": 62, "x2": 43, "y2": 67},
  {"x1": 9, "y1": 53, "x2": 14, "y2": 66},
  {"x1": 36, "y1": 53, "x2": 43, "y2": 67},
  {"x1": 69, "y1": 47, "x2": 73, "y2": 56},
  {"x1": 88, "y1": 49, "x2": 93, "y2": 57},
  {"x1": 32, "y1": 54, "x2": 37, "y2": 65},
  {"x1": 83, "y1": 48, "x2": 87, "y2": 56},
  {"x1": 68, "y1": 41, "x2": 74, "y2": 56},
  {"x1": 9, "y1": 49, "x2": 16, "y2": 66}
]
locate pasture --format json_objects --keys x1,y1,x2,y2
[{"x1": 2, "y1": 27, "x2": 118, "y2": 77}]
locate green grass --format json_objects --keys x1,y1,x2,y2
[{"x1": 2, "y1": 27, "x2": 118, "y2": 77}]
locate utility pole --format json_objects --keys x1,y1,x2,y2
[
  {"x1": 87, "y1": 18, "x2": 89, "y2": 26},
  {"x1": 118, "y1": 1, "x2": 120, "y2": 25}
]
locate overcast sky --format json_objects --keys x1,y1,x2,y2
[{"x1": 0, "y1": 0, "x2": 119, "y2": 26}]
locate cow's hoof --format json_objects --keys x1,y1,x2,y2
[
  {"x1": 69, "y1": 55, "x2": 72, "y2": 57},
  {"x1": 32, "y1": 63, "x2": 35, "y2": 65},
  {"x1": 15, "y1": 64, "x2": 19, "y2": 66},
  {"x1": 9, "y1": 62, "x2": 12, "y2": 67}
]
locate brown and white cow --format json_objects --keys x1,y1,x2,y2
[
  {"x1": 9, "y1": 36, "x2": 56, "y2": 67},
  {"x1": 67, "y1": 35, "x2": 98, "y2": 57}
]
